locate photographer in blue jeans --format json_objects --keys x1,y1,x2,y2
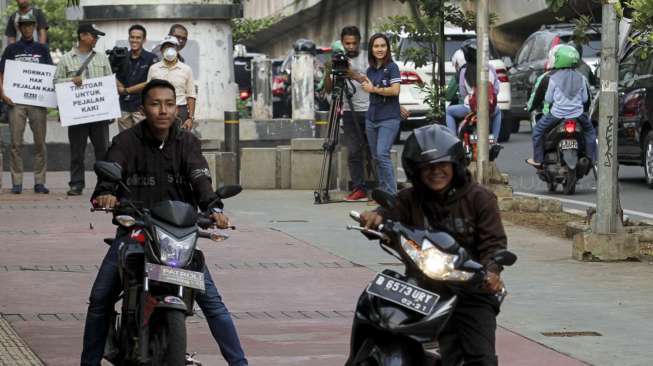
[{"x1": 361, "y1": 33, "x2": 401, "y2": 195}]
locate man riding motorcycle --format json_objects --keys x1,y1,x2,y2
[
  {"x1": 526, "y1": 44, "x2": 596, "y2": 168},
  {"x1": 359, "y1": 124, "x2": 507, "y2": 366},
  {"x1": 81, "y1": 79, "x2": 248, "y2": 366},
  {"x1": 445, "y1": 40, "x2": 502, "y2": 139}
]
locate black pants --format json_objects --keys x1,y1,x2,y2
[
  {"x1": 438, "y1": 300, "x2": 498, "y2": 366},
  {"x1": 68, "y1": 121, "x2": 110, "y2": 189},
  {"x1": 342, "y1": 111, "x2": 370, "y2": 191}
]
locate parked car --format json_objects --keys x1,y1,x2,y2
[
  {"x1": 591, "y1": 44, "x2": 653, "y2": 188},
  {"x1": 509, "y1": 23, "x2": 601, "y2": 131},
  {"x1": 233, "y1": 51, "x2": 266, "y2": 116},
  {"x1": 396, "y1": 26, "x2": 513, "y2": 142}
]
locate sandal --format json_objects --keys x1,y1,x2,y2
[{"x1": 525, "y1": 158, "x2": 542, "y2": 168}]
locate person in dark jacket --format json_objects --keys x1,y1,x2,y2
[
  {"x1": 359, "y1": 124, "x2": 507, "y2": 366},
  {"x1": 81, "y1": 79, "x2": 248, "y2": 366}
]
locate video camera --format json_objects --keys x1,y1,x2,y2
[
  {"x1": 331, "y1": 49, "x2": 349, "y2": 79},
  {"x1": 106, "y1": 46, "x2": 129, "y2": 74}
]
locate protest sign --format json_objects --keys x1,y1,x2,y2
[
  {"x1": 55, "y1": 74, "x2": 120, "y2": 127},
  {"x1": 3, "y1": 60, "x2": 57, "y2": 108}
]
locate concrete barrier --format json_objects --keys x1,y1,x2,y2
[
  {"x1": 203, "y1": 152, "x2": 238, "y2": 190},
  {"x1": 240, "y1": 148, "x2": 278, "y2": 189}
]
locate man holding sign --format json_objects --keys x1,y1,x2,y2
[
  {"x1": 0, "y1": 13, "x2": 53, "y2": 194},
  {"x1": 54, "y1": 23, "x2": 114, "y2": 196}
]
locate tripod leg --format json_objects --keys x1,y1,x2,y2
[{"x1": 314, "y1": 87, "x2": 344, "y2": 203}]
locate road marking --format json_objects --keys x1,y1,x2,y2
[{"x1": 514, "y1": 191, "x2": 653, "y2": 220}]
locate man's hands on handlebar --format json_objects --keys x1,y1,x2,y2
[
  {"x1": 95, "y1": 194, "x2": 118, "y2": 209},
  {"x1": 210, "y1": 212, "x2": 231, "y2": 230},
  {"x1": 359, "y1": 210, "x2": 384, "y2": 230}
]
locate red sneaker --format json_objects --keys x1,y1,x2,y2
[{"x1": 344, "y1": 189, "x2": 369, "y2": 202}]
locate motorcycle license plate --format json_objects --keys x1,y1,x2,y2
[
  {"x1": 366, "y1": 273, "x2": 439, "y2": 315},
  {"x1": 559, "y1": 139, "x2": 578, "y2": 150},
  {"x1": 146, "y1": 263, "x2": 205, "y2": 291}
]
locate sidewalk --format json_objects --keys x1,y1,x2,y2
[{"x1": 0, "y1": 172, "x2": 650, "y2": 365}]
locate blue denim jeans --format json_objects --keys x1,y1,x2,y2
[
  {"x1": 532, "y1": 113, "x2": 597, "y2": 163},
  {"x1": 445, "y1": 104, "x2": 502, "y2": 138},
  {"x1": 366, "y1": 118, "x2": 400, "y2": 194},
  {"x1": 80, "y1": 238, "x2": 248, "y2": 366}
]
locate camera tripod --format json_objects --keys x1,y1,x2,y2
[{"x1": 314, "y1": 75, "x2": 376, "y2": 204}]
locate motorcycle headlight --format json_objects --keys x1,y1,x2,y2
[
  {"x1": 155, "y1": 226, "x2": 197, "y2": 268},
  {"x1": 400, "y1": 237, "x2": 474, "y2": 282}
]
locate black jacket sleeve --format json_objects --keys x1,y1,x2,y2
[
  {"x1": 183, "y1": 135, "x2": 220, "y2": 211},
  {"x1": 91, "y1": 136, "x2": 128, "y2": 201}
]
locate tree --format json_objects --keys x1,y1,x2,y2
[
  {"x1": 378, "y1": 0, "x2": 486, "y2": 120},
  {"x1": 3, "y1": 0, "x2": 78, "y2": 51},
  {"x1": 231, "y1": 15, "x2": 281, "y2": 45}
]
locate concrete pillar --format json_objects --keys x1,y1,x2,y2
[
  {"x1": 252, "y1": 58, "x2": 273, "y2": 120},
  {"x1": 292, "y1": 39, "x2": 315, "y2": 121},
  {"x1": 74, "y1": 1, "x2": 242, "y2": 127}
]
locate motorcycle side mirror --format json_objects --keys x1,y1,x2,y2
[
  {"x1": 216, "y1": 185, "x2": 242, "y2": 199},
  {"x1": 371, "y1": 189, "x2": 397, "y2": 210},
  {"x1": 493, "y1": 249, "x2": 518, "y2": 266},
  {"x1": 94, "y1": 161, "x2": 122, "y2": 183}
]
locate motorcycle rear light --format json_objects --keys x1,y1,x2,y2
[
  {"x1": 496, "y1": 68, "x2": 509, "y2": 83},
  {"x1": 400, "y1": 71, "x2": 423, "y2": 85},
  {"x1": 239, "y1": 90, "x2": 250, "y2": 100},
  {"x1": 130, "y1": 229, "x2": 146, "y2": 244},
  {"x1": 623, "y1": 93, "x2": 642, "y2": 118},
  {"x1": 564, "y1": 120, "x2": 577, "y2": 134},
  {"x1": 272, "y1": 76, "x2": 286, "y2": 96}
]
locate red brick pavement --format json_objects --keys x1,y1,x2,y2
[{"x1": 0, "y1": 173, "x2": 589, "y2": 365}]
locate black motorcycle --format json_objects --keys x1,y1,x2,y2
[
  {"x1": 537, "y1": 117, "x2": 593, "y2": 195},
  {"x1": 345, "y1": 190, "x2": 517, "y2": 366},
  {"x1": 92, "y1": 161, "x2": 241, "y2": 366}
]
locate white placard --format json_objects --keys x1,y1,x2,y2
[
  {"x1": 55, "y1": 74, "x2": 121, "y2": 127},
  {"x1": 3, "y1": 60, "x2": 57, "y2": 108}
]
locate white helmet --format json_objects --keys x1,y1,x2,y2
[{"x1": 451, "y1": 49, "x2": 466, "y2": 71}]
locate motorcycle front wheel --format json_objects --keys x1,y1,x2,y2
[{"x1": 149, "y1": 310, "x2": 187, "y2": 365}]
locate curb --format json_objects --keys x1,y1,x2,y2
[{"x1": 0, "y1": 315, "x2": 44, "y2": 365}]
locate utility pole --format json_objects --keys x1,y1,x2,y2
[
  {"x1": 593, "y1": 0, "x2": 622, "y2": 234},
  {"x1": 475, "y1": 0, "x2": 490, "y2": 184}
]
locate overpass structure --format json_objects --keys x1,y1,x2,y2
[{"x1": 242, "y1": 0, "x2": 600, "y2": 57}]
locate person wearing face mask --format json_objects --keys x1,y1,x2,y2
[
  {"x1": 359, "y1": 124, "x2": 507, "y2": 366},
  {"x1": 147, "y1": 35, "x2": 196, "y2": 130}
]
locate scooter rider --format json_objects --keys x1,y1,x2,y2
[
  {"x1": 526, "y1": 44, "x2": 596, "y2": 168},
  {"x1": 359, "y1": 124, "x2": 507, "y2": 366},
  {"x1": 445, "y1": 40, "x2": 502, "y2": 139},
  {"x1": 81, "y1": 79, "x2": 248, "y2": 366}
]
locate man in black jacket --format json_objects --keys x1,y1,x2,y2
[{"x1": 81, "y1": 79, "x2": 248, "y2": 366}]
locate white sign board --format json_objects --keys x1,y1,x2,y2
[
  {"x1": 55, "y1": 74, "x2": 120, "y2": 127},
  {"x1": 3, "y1": 60, "x2": 57, "y2": 108}
]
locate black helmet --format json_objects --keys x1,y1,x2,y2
[
  {"x1": 460, "y1": 39, "x2": 477, "y2": 63},
  {"x1": 402, "y1": 124, "x2": 467, "y2": 186}
]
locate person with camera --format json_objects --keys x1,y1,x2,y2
[
  {"x1": 324, "y1": 26, "x2": 371, "y2": 202},
  {"x1": 0, "y1": 13, "x2": 53, "y2": 194},
  {"x1": 54, "y1": 24, "x2": 114, "y2": 196},
  {"x1": 147, "y1": 35, "x2": 195, "y2": 130},
  {"x1": 115, "y1": 24, "x2": 159, "y2": 131},
  {"x1": 361, "y1": 33, "x2": 401, "y2": 195}
]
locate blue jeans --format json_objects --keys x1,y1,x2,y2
[
  {"x1": 366, "y1": 118, "x2": 400, "y2": 194},
  {"x1": 80, "y1": 238, "x2": 248, "y2": 366},
  {"x1": 445, "y1": 104, "x2": 502, "y2": 138},
  {"x1": 532, "y1": 113, "x2": 597, "y2": 163}
]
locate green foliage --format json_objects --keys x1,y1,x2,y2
[
  {"x1": 379, "y1": 0, "x2": 483, "y2": 120},
  {"x1": 3, "y1": 0, "x2": 78, "y2": 51},
  {"x1": 231, "y1": 15, "x2": 281, "y2": 45},
  {"x1": 627, "y1": 0, "x2": 653, "y2": 56}
]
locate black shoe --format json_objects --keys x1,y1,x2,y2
[
  {"x1": 67, "y1": 186, "x2": 83, "y2": 196},
  {"x1": 11, "y1": 184, "x2": 22, "y2": 194},
  {"x1": 34, "y1": 184, "x2": 50, "y2": 194}
]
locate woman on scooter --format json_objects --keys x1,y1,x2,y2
[
  {"x1": 360, "y1": 33, "x2": 401, "y2": 194},
  {"x1": 359, "y1": 124, "x2": 507, "y2": 366},
  {"x1": 526, "y1": 44, "x2": 597, "y2": 168},
  {"x1": 445, "y1": 40, "x2": 502, "y2": 139}
]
